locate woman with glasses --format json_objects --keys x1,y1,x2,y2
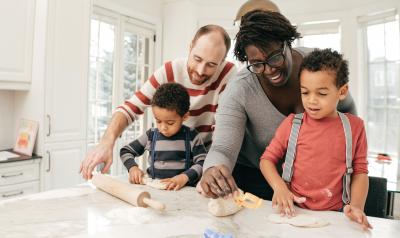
[{"x1": 199, "y1": 10, "x2": 356, "y2": 200}]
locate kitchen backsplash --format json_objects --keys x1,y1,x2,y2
[{"x1": 0, "y1": 91, "x2": 15, "y2": 149}]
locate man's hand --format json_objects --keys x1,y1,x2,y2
[
  {"x1": 128, "y1": 166, "x2": 144, "y2": 184},
  {"x1": 200, "y1": 165, "x2": 238, "y2": 199},
  {"x1": 161, "y1": 174, "x2": 189, "y2": 190},
  {"x1": 344, "y1": 204, "x2": 372, "y2": 230},
  {"x1": 79, "y1": 141, "x2": 113, "y2": 180}
]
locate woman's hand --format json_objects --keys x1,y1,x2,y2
[{"x1": 200, "y1": 165, "x2": 239, "y2": 198}]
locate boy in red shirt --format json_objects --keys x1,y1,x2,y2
[{"x1": 260, "y1": 49, "x2": 371, "y2": 229}]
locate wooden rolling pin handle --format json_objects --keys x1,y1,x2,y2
[{"x1": 143, "y1": 197, "x2": 166, "y2": 211}]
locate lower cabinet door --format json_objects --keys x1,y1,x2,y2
[{"x1": 43, "y1": 141, "x2": 86, "y2": 190}]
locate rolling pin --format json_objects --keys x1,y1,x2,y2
[{"x1": 91, "y1": 174, "x2": 166, "y2": 211}]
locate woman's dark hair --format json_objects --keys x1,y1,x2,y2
[
  {"x1": 151, "y1": 83, "x2": 190, "y2": 116},
  {"x1": 234, "y1": 10, "x2": 301, "y2": 62},
  {"x1": 300, "y1": 48, "x2": 349, "y2": 88}
]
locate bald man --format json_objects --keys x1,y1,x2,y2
[{"x1": 80, "y1": 25, "x2": 237, "y2": 180}]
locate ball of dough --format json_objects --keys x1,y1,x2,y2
[{"x1": 208, "y1": 190, "x2": 244, "y2": 217}]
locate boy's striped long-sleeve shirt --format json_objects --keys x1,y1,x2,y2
[
  {"x1": 120, "y1": 125, "x2": 207, "y2": 184},
  {"x1": 115, "y1": 58, "x2": 236, "y2": 149}
]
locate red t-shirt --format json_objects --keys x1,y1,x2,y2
[{"x1": 260, "y1": 112, "x2": 368, "y2": 211}]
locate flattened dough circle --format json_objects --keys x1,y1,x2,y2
[{"x1": 268, "y1": 214, "x2": 329, "y2": 228}]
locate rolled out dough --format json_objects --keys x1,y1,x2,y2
[{"x1": 268, "y1": 214, "x2": 329, "y2": 228}]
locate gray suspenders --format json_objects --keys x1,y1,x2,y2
[
  {"x1": 282, "y1": 112, "x2": 353, "y2": 205},
  {"x1": 150, "y1": 128, "x2": 191, "y2": 179}
]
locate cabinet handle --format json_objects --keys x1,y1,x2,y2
[
  {"x1": 47, "y1": 114, "x2": 51, "y2": 136},
  {"x1": 46, "y1": 151, "x2": 51, "y2": 172},
  {"x1": 2, "y1": 191, "x2": 24, "y2": 198},
  {"x1": 1, "y1": 172, "x2": 23, "y2": 178}
]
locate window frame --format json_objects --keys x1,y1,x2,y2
[
  {"x1": 89, "y1": 6, "x2": 156, "y2": 175},
  {"x1": 359, "y1": 10, "x2": 400, "y2": 157}
]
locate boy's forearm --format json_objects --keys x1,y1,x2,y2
[
  {"x1": 350, "y1": 173, "x2": 369, "y2": 210},
  {"x1": 183, "y1": 169, "x2": 198, "y2": 184},
  {"x1": 260, "y1": 159, "x2": 287, "y2": 191},
  {"x1": 101, "y1": 112, "x2": 129, "y2": 145}
]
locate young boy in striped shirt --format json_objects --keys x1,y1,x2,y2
[{"x1": 120, "y1": 83, "x2": 207, "y2": 190}]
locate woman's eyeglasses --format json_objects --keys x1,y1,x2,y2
[{"x1": 247, "y1": 42, "x2": 286, "y2": 74}]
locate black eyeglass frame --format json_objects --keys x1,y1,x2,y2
[{"x1": 246, "y1": 42, "x2": 287, "y2": 74}]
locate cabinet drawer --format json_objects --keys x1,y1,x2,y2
[
  {"x1": 0, "y1": 162, "x2": 40, "y2": 186},
  {"x1": 0, "y1": 181, "x2": 39, "y2": 200}
]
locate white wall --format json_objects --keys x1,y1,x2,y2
[
  {"x1": 162, "y1": 0, "x2": 198, "y2": 61},
  {"x1": 0, "y1": 91, "x2": 15, "y2": 149},
  {"x1": 95, "y1": 0, "x2": 163, "y2": 19}
]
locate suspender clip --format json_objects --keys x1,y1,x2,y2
[
  {"x1": 346, "y1": 167, "x2": 353, "y2": 174},
  {"x1": 292, "y1": 117, "x2": 302, "y2": 125}
]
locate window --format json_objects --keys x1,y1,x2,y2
[
  {"x1": 294, "y1": 20, "x2": 341, "y2": 52},
  {"x1": 361, "y1": 12, "x2": 400, "y2": 159},
  {"x1": 121, "y1": 22, "x2": 154, "y2": 145},
  {"x1": 88, "y1": 8, "x2": 155, "y2": 175},
  {"x1": 88, "y1": 16, "x2": 115, "y2": 148}
]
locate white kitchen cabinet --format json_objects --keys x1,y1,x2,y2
[
  {"x1": 44, "y1": 0, "x2": 91, "y2": 143},
  {"x1": 0, "y1": 159, "x2": 40, "y2": 200},
  {"x1": 11, "y1": 0, "x2": 91, "y2": 192},
  {"x1": 43, "y1": 142, "x2": 85, "y2": 190},
  {"x1": 0, "y1": 0, "x2": 36, "y2": 90},
  {"x1": 40, "y1": 0, "x2": 91, "y2": 190}
]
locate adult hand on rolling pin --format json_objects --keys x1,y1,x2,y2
[
  {"x1": 161, "y1": 174, "x2": 189, "y2": 190},
  {"x1": 129, "y1": 166, "x2": 144, "y2": 184}
]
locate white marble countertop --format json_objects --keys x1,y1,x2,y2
[{"x1": 0, "y1": 178, "x2": 399, "y2": 238}]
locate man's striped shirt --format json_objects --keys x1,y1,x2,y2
[{"x1": 116, "y1": 58, "x2": 237, "y2": 148}]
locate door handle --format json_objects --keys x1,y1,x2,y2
[
  {"x1": 1, "y1": 172, "x2": 23, "y2": 178},
  {"x1": 46, "y1": 114, "x2": 51, "y2": 136},
  {"x1": 2, "y1": 191, "x2": 24, "y2": 198},
  {"x1": 46, "y1": 151, "x2": 51, "y2": 172}
]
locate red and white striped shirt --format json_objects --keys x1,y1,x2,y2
[{"x1": 116, "y1": 58, "x2": 237, "y2": 147}]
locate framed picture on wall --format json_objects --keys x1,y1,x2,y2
[{"x1": 13, "y1": 119, "x2": 39, "y2": 156}]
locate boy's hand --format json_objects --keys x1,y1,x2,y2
[
  {"x1": 344, "y1": 204, "x2": 373, "y2": 230},
  {"x1": 161, "y1": 174, "x2": 189, "y2": 191},
  {"x1": 128, "y1": 166, "x2": 144, "y2": 184},
  {"x1": 272, "y1": 185, "x2": 306, "y2": 217}
]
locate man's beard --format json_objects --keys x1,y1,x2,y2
[{"x1": 188, "y1": 68, "x2": 211, "y2": 85}]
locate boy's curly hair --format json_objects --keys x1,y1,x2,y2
[
  {"x1": 151, "y1": 83, "x2": 190, "y2": 116},
  {"x1": 234, "y1": 10, "x2": 301, "y2": 62},
  {"x1": 300, "y1": 48, "x2": 349, "y2": 88}
]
